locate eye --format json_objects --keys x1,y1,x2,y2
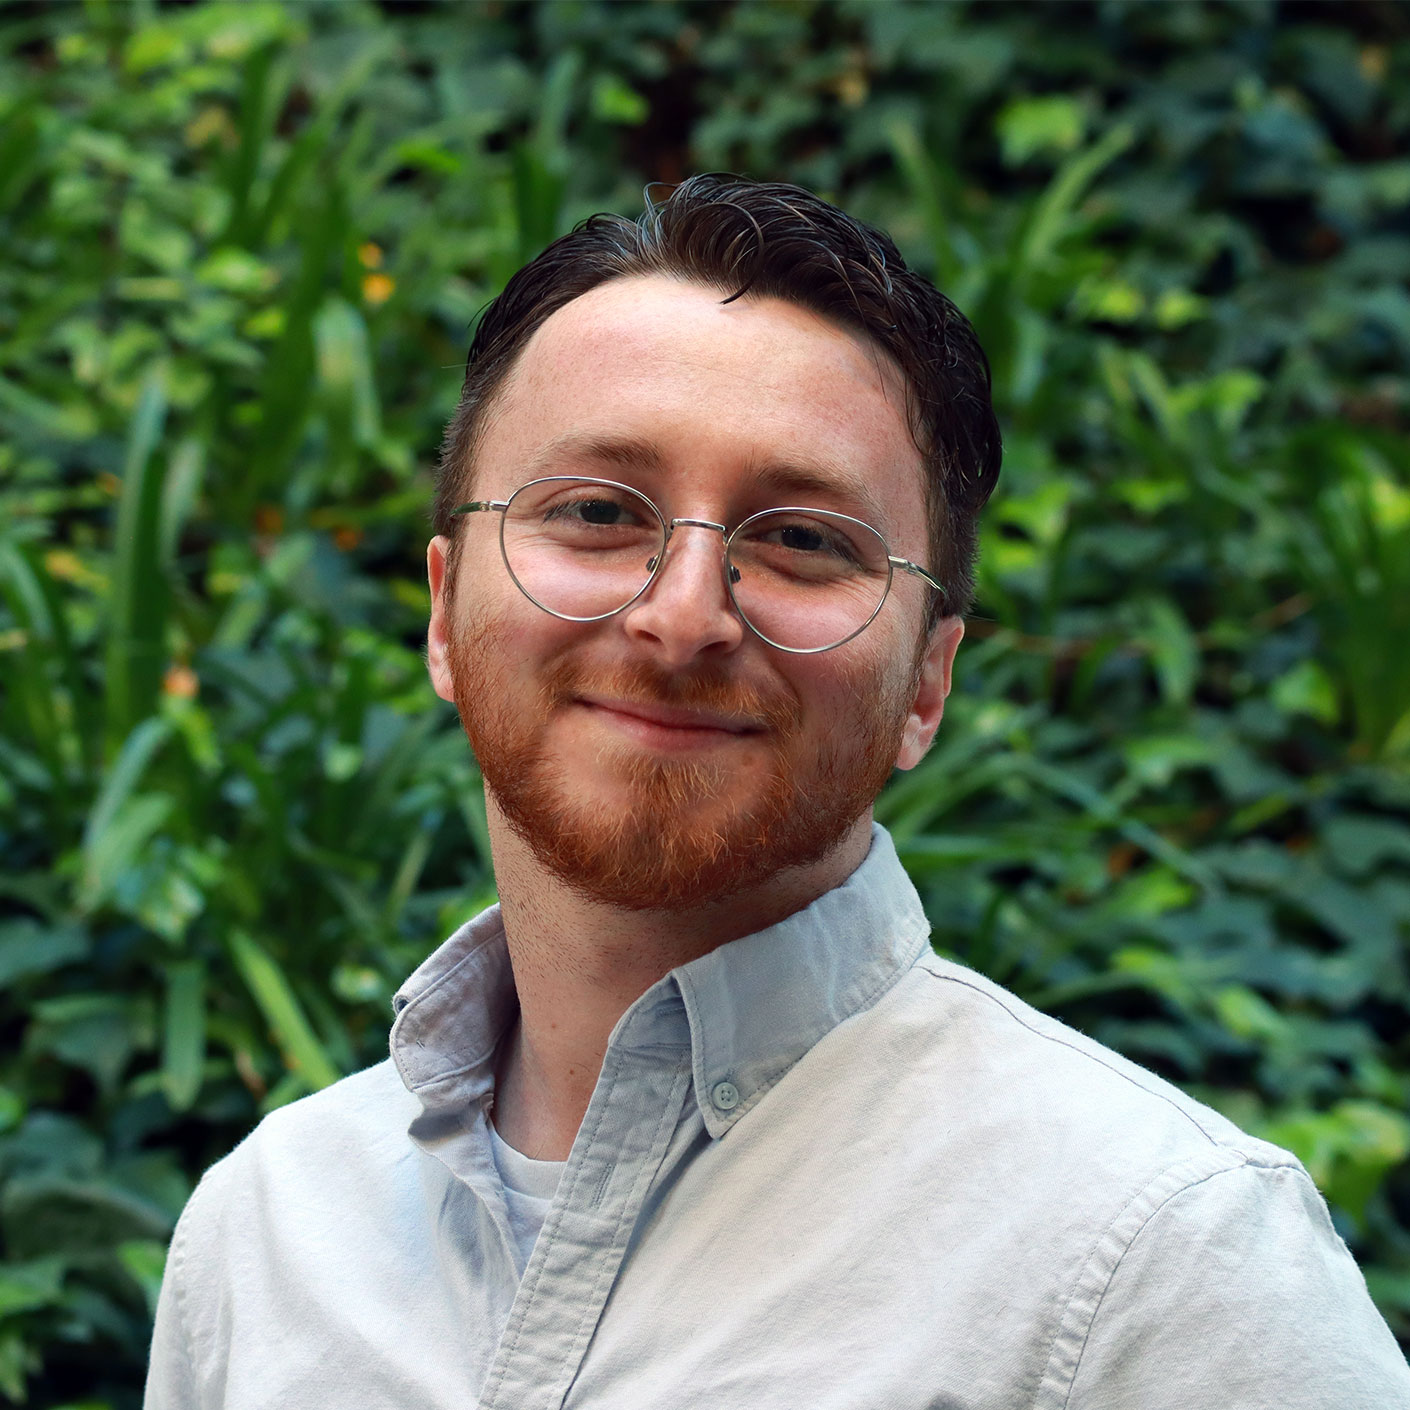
[
  {"x1": 729, "y1": 509, "x2": 887, "y2": 587},
  {"x1": 541, "y1": 494, "x2": 650, "y2": 529},
  {"x1": 550, "y1": 498, "x2": 621, "y2": 525},
  {"x1": 759, "y1": 520, "x2": 861, "y2": 563},
  {"x1": 778, "y1": 524, "x2": 828, "y2": 554}
]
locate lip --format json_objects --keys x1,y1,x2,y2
[{"x1": 576, "y1": 695, "x2": 765, "y2": 736}]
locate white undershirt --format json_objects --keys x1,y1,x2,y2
[{"x1": 488, "y1": 1120, "x2": 565, "y2": 1270}]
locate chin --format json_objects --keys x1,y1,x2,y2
[{"x1": 492, "y1": 754, "x2": 872, "y2": 912}]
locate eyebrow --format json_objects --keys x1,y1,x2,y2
[
  {"x1": 523, "y1": 433, "x2": 894, "y2": 532},
  {"x1": 741, "y1": 456, "x2": 892, "y2": 531},
  {"x1": 524, "y1": 433, "x2": 663, "y2": 479}
]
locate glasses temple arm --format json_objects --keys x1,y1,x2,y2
[
  {"x1": 449, "y1": 501, "x2": 509, "y2": 516},
  {"x1": 889, "y1": 556, "x2": 946, "y2": 601}
]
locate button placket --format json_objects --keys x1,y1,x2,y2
[{"x1": 477, "y1": 1017, "x2": 692, "y2": 1410}]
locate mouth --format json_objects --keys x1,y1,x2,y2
[{"x1": 575, "y1": 694, "x2": 766, "y2": 741}]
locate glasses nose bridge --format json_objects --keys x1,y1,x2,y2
[
  {"x1": 665, "y1": 515, "x2": 728, "y2": 539},
  {"x1": 658, "y1": 516, "x2": 742, "y2": 587}
]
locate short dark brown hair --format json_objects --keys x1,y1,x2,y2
[{"x1": 435, "y1": 174, "x2": 1001, "y2": 620}]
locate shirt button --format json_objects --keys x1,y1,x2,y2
[{"x1": 710, "y1": 1080, "x2": 740, "y2": 1111}]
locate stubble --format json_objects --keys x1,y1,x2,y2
[{"x1": 447, "y1": 610, "x2": 913, "y2": 911}]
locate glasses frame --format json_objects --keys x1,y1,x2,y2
[{"x1": 450, "y1": 474, "x2": 945, "y2": 655}]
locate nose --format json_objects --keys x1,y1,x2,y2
[{"x1": 619, "y1": 522, "x2": 745, "y2": 666}]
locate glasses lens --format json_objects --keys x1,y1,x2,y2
[
  {"x1": 728, "y1": 509, "x2": 891, "y2": 651},
  {"x1": 501, "y1": 478, "x2": 665, "y2": 619}
]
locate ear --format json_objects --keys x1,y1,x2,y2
[
  {"x1": 427, "y1": 536, "x2": 457, "y2": 704},
  {"x1": 894, "y1": 616, "x2": 964, "y2": 771}
]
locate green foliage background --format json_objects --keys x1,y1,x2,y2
[{"x1": 3, "y1": 0, "x2": 1410, "y2": 1401}]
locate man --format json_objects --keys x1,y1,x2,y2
[{"x1": 146, "y1": 176, "x2": 1409, "y2": 1408}]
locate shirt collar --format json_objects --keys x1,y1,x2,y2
[
  {"x1": 390, "y1": 823, "x2": 930, "y2": 1138},
  {"x1": 669, "y1": 823, "x2": 930, "y2": 1136},
  {"x1": 390, "y1": 905, "x2": 515, "y2": 1114}
]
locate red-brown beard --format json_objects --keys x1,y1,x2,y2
[{"x1": 447, "y1": 616, "x2": 912, "y2": 911}]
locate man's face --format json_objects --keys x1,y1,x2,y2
[{"x1": 428, "y1": 276, "x2": 961, "y2": 910}]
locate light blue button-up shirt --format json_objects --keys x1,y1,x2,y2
[{"x1": 145, "y1": 825, "x2": 1410, "y2": 1408}]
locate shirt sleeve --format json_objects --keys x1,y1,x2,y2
[
  {"x1": 144, "y1": 1166, "x2": 223, "y2": 1410},
  {"x1": 1066, "y1": 1158, "x2": 1410, "y2": 1409}
]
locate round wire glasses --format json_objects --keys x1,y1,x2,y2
[{"x1": 450, "y1": 475, "x2": 945, "y2": 654}]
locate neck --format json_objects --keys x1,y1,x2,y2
[{"x1": 486, "y1": 798, "x2": 872, "y2": 1160}]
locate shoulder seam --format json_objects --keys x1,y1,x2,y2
[
  {"x1": 1053, "y1": 1158, "x2": 1316, "y2": 1409},
  {"x1": 1037, "y1": 1150, "x2": 1251, "y2": 1410},
  {"x1": 916, "y1": 966, "x2": 1220, "y2": 1145}
]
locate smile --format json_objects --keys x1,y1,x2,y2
[{"x1": 575, "y1": 696, "x2": 765, "y2": 745}]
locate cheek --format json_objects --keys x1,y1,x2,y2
[
  {"x1": 787, "y1": 646, "x2": 899, "y2": 734},
  {"x1": 856, "y1": 642, "x2": 923, "y2": 742},
  {"x1": 448, "y1": 585, "x2": 606, "y2": 707}
]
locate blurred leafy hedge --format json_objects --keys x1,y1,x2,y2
[{"x1": 3, "y1": 0, "x2": 1410, "y2": 1402}]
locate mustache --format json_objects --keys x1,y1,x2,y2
[{"x1": 536, "y1": 656, "x2": 804, "y2": 734}]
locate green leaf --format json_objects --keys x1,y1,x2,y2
[
  {"x1": 105, "y1": 368, "x2": 171, "y2": 753},
  {"x1": 1070, "y1": 274, "x2": 1144, "y2": 323},
  {"x1": 228, "y1": 931, "x2": 341, "y2": 1090},
  {"x1": 996, "y1": 94, "x2": 1088, "y2": 166},
  {"x1": 194, "y1": 246, "x2": 278, "y2": 295},
  {"x1": 1015, "y1": 120, "x2": 1135, "y2": 275},
  {"x1": 1, "y1": 1176, "x2": 172, "y2": 1260},
  {"x1": 1213, "y1": 984, "x2": 1288, "y2": 1042},
  {"x1": 886, "y1": 119, "x2": 962, "y2": 291},
  {"x1": 27, "y1": 995, "x2": 139, "y2": 1093},
  {"x1": 162, "y1": 960, "x2": 206, "y2": 1112},
  {"x1": 1123, "y1": 733, "x2": 1216, "y2": 790},
  {"x1": 1142, "y1": 597, "x2": 1199, "y2": 707},
  {"x1": 313, "y1": 298, "x2": 380, "y2": 453},
  {"x1": 0, "y1": 537, "x2": 96, "y2": 783},
  {"x1": 118, "y1": 1238, "x2": 168, "y2": 1318},
  {"x1": 0, "y1": 1325, "x2": 36, "y2": 1403},
  {"x1": 82, "y1": 717, "x2": 171, "y2": 851},
  {"x1": 79, "y1": 717, "x2": 174, "y2": 912},
  {"x1": 1271, "y1": 659, "x2": 1339, "y2": 726},
  {"x1": 1152, "y1": 288, "x2": 1208, "y2": 329},
  {"x1": 160, "y1": 436, "x2": 206, "y2": 566},
  {"x1": 0, "y1": 1258, "x2": 64, "y2": 1318},
  {"x1": 0, "y1": 1087, "x2": 23, "y2": 1135},
  {"x1": 123, "y1": 22, "x2": 190, "y2": 76},
  {"x1": 0, "y1": 1114, "x2": 103, "y2": 1181},
  {"x1": 1323, "y1": 815, "x2": 1410, "y2": 878},
  {"x1": 0, "y1": 919, "x2": 90, "y2": 988},
  {"x1": 590, "y1": 73, "x2": 648, "y2": 126},
  {"x1": 79, "y1": 793, "x2": 176, "y2": 916}
]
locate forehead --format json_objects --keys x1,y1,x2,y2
[{"x1": 478, "y1": 275, "x2": 926, "y2": 537}]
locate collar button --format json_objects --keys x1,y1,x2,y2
[{"x1": 710, "y1": 1080, "x2": 741, "y2": 1112}]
